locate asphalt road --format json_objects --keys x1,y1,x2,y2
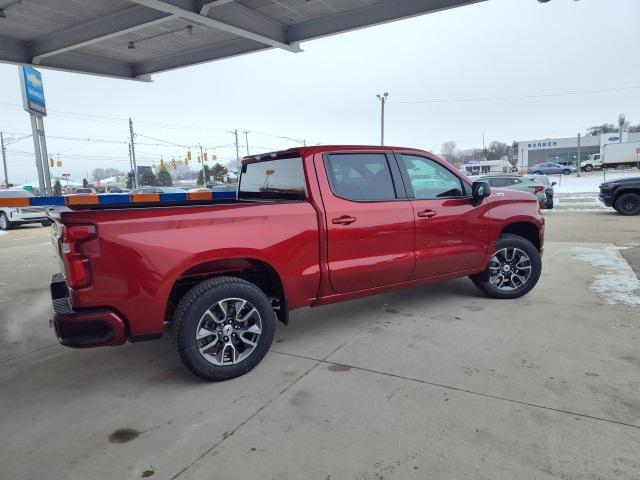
[{"x1": 1, "y1": 212, "x2": 639, "y2": 480}]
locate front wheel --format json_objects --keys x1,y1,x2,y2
[
  {"x1": 0, "y1": 212, "x2": 12, "y2": 231},
  {"x1": 545, "y1": 194, "x2": 554, "y2": 209},
  {"x1": 562, "y1": 169, "x2": 571, "y2": 175},
  {"x1": 41, "y1": 219, "x2": 52, "y2": 227},
  {"x1": 614, "y1": 193, "x2": 640, "y2": 216},
  {"x1": 584, "y1": 164, "x2": 593, "y2": 172},
  {"x1": 171, "y1": 276, "x2": 276, "y2": 381},
  {"x1": 470, "y1": 233, "x2": 542, "y2": 299}
]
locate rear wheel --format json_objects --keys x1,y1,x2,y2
[
  {"x1": 171, "y1": 276, "x2": 275, "y2": 381},
  {"x1": 41, "y1": 219, "x2": 52, "y2": 227},
  {"x1": 0, "y1": 212, "x2": 12, "y2": 231},
  {"x1": 532, "y1": 171, "x2": 542, "y2": 175},
  {"x1": 614, "y1": 192, "x2": 640, "y2": 216},
  {"x1": 470, "y1": 233, "x2": 542, "y2": 299},
  {"x1": 584, "y1": 164, "x2": 593, "y2": 172}
]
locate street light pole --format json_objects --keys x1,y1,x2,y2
[
  {"x1": 576, "y1": 132, "x2": 581, "y2": 177},
  {"x1": 0, "y1": 132, "x2": 8, "y2": 188},
  {"x1": 376, "y1": 92, "x2": 388, "y2": 146}
]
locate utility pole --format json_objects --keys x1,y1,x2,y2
[
  {"x1": 482, "y1": 132, "x2": 486, "y2": 160},
  {"x1": 230, "y1": 129, "x2": 240, "y2": 172},
  {"x1": 129, "y1": 118, "x2": 139, "y2": 188},
  {"x1": 199, "y1": 144, "x2": 207, "y2": 185},
  {"x1": 127, "y1": 142, "x2": 134, "y2": 183},
  {"x1": 1, "y1": 132, "x2": 8, "y2": 188},
  {"x1": 243, "y1": 130, "x2": 250, "y2": 156},
  {"x1": 376, "y1": 92, "x2": 388, "y2": 146},
  {"x1": 576, "y1": 133, "x2": 581, "y2": 177}
]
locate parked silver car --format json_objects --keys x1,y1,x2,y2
[{"x1": 0, "y1": 190, "x2": 50, "y2": 230}]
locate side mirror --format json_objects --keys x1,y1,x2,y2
[
  {"x1": 551, "y1": 181, "x2": 557, "y2": 186},
  {"x1": 472, "y1": 180, "x2": 491, "y2": 202}
]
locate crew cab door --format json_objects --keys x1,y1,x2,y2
[
  {"x1": 396, "y1": 153, "x2": 490, "y2": 279},
  {"x1": 318, "y1": 151, "x2": 415, "y2": 294}
]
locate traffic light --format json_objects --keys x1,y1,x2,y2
[
  {"x1": 211, "y1": 149, "x2": 217, "y2": 161},
  {"x1": 160, "y1": 158, "x2": 165, "y2": 171},
  {"x1": 56, "y1": 160, "x2": 62, "y2": 167},
  {"x1": 171, "y1": 158, "x2": 177, "y2": 170},
  {"x1": 197, "y1": 154, "x2": 201, "y2": 164},
  {"x1": 187, "y1": 150, "x2": 191, "y2": 161},
  {"x1": 204, "y1": 152, "x2": 208, "y2": 162},
  {"x1": 49, "y1": 158, "x2": 54, "y2": 167}
]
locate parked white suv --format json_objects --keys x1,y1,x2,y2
[{"x1": 0, "y1": 190, "x2": 51, "y2": 230}]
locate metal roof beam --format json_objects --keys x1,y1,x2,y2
[
  {"x1": 31, "y1": 6, "x2": 171, "y2": 64},
  {"x1": 0, "y1": 35, "x2": 29, "y2": 63},
  {"x1": 129, "y1": 0, "x2": 300, "y2": 52},
  {"x1": 134, "y1": 37, "x2": 266, "y2": 76},
  {"x1": 289, "y1": 0, "x2": 485, "y2": 42},
  {"x1": 40, "y1": 51, "x2": 146, "y2": 81}
]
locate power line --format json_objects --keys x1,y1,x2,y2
[{"x1": 389, "y1": 85, "x2": 640, "y2": 105}]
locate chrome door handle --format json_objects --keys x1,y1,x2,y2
[
  {"x1": 417, "y1": 209, "x2": 437, "y2": 218},
  {"x1": 332, "y1": 215, "x2": 357, "y2": 225}
]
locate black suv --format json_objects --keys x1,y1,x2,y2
[{"x1": 599, "y1": 177, "x2": 640, "y2": 215}]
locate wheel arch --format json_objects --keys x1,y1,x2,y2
[
  {"x1": 500, "y1": 221, "x2": 541, "y2": 251},
  {"x1": 165, "y1": 257, "x2": 286, "y2": 326}
]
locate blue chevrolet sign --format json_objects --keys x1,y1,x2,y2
[{"x1": 20, "y1": 66, "x2": 46, "y2": 116}]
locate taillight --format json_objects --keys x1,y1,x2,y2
[
  {"x1": 529, "y1": 185, "x2": 544, "y2": 194},
  {"x1": 61, "y1": 224, "x2": 96, "y2": 288}
]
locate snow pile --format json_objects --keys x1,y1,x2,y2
[
  {"x1": 552, "y1": 171, "x2": 638, "y2": 194},
  {"x1": 568, "y1": 245, "x2": 640, "y2": 306}
]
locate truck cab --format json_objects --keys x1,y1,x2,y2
[{"x1": 580, "y1": 153, "x2": 601, "y2": 172}]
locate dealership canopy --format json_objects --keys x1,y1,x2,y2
[{"x1": 0, "y1": 0, "x2": 482, "y2": 80}]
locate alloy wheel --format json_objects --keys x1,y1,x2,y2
[
  {"x1": 488, "y1": 247, "x2": 532, "y2": 291},
  {"x1": 195, "y1": 297, "x2": 262, "y2": 366},
  {"x1": 621, "y1": 195, "x2": 640, "y2": 214}
]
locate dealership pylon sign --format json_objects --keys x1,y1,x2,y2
[{"x1": 19, "y1": 65, "x2": 51, "y2": 195}]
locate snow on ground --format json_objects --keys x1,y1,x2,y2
[
  {"x1": 552, "y1": 193, "x2": 611, "y2": 212},
  {"x1": 0, "y1": 231, "x2": 7, "y2": 236},
  {"x1": 568, "y1": 245, "x2": 640, "y2": 306},
  {"x1": 551, "y1": 171, "x2": 638, "y2": 194}
]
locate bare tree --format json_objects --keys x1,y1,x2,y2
[
  {"x1": 92, "y1": 168, "x2": 124, "y2": 181},
  {"x1": 487, "y1": 141, "x2": 510, "y2": 160},
  {"x1": 170, "y1": 162, "x2": 195, "y2": 180},
  {"x1": 441, "y1": 141, "x2": 457, "y2": 163}
]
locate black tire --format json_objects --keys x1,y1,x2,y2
[
  {"x1": 470, "y1": 233, "x2": 542, "y2": 299},
  {"x1": 532, "y1": 171, "x2": 542, "y2": 175},
  {"x1": 584, "y1": 164, "x2": 593, "y2": 172},
  {"x1": 545, "y1": 194, "x2": 554, "y2": 209},
  {"x1": 171, "y1": 276, "x2": 275, "y2": 381},
  {"x1": 0, "y1": 212, "x2": 12, "y2": 231},
  {"x1": 562, "y1": 169, "x2": 571, "y2": 175},
  {"x1": 41, "y1": 219, "x2": 52, "y2": 227},
  {"x1": 614, "y1": 192, "x2": 640, "y2": 216}
]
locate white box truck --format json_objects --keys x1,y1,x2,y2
[{"x1": 580, "y1": 141, "x2": 640, "y2": 171}]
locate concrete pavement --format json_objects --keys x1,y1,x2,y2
[{"x1": 1, "y1": 218, "x2": 639, "y2": 480}]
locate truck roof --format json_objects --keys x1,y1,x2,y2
[{"x1": 243, "y1": 145, "x2": 433, "y2": 163}]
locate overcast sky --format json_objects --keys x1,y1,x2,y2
[{"x1": 1, "y1": 0, "x2": 639, "y2": 183}]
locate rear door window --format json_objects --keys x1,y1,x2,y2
[
  {"x1": 239, "y1": 157, "x2": 306, "y2": 200},
  {"x1": 325, "y1": 153, "x2": 397, "y2": 201}
]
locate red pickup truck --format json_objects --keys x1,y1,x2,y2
[{"x1": 49, "y1": 146, "x2": 544, "y2": 380}]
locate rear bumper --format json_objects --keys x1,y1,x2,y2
[{"x1": 50, "y1": 273, "x2": 127, "y2": 348}]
